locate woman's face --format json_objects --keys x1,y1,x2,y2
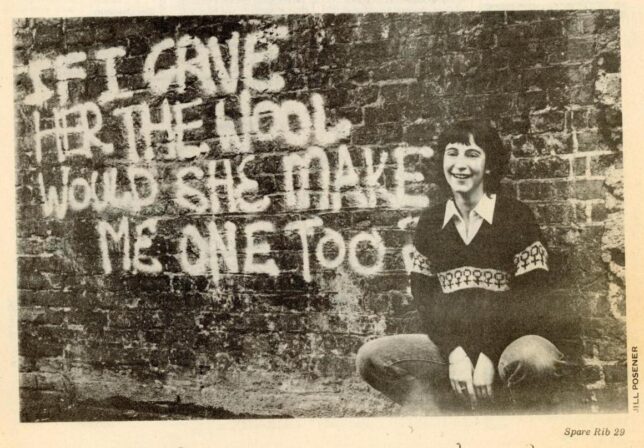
[{"x1": 443, "y1": 134, "x2": 486, "y2": 198}]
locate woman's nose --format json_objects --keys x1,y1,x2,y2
[{"x1": 453, "y1": 156, "x2": 468, "y2": 169}]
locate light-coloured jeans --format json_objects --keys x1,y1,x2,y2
[{"x1": 356, "y1": 334, "x2": 565, "y2": 413}]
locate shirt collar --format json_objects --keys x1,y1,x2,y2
[{"x1": 442, "y1": 194, "x2": 496, "y2": 228}]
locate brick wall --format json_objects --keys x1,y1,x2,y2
[{"x1": 14, "y1": 10, "x2": 625, "y2": 419}]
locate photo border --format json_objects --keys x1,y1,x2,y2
[{"x1": 2, "y1": 0, "x2": 642, "y2": 446}]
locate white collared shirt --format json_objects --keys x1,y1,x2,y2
[{"x1": 442, "y1": 194, "x2": 496, "y2": 245}]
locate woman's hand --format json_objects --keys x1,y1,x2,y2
[
  {"x1": 448, "y1": 347, "x2": 476, "y2": 404},
  {"x1": 473, "y1": 352, "x2": 495, "y2": 400}
]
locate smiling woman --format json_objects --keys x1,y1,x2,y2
[
  {"x1": 444, "y1": 138, "x2": 485, "y2": 193},
  {"x1": 356, "y1": 120, "x2": 566, "y2": 415}
]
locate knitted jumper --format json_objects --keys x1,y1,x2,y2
[{"x1": 410, "y1": 194, "x2": 550, "y2": 365}]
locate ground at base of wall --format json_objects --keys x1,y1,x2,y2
[
  {"x1": 20, "y1": 392, "x2": 292, "y2": 421},
  {"x1": 20, "y1": 379, "x2": 627, "y2": 422}
]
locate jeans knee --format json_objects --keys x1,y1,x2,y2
[
  {"x1": 498, "y1": 335, "x2": 564, "y2": 384},
  {"x1": 355, "y1": 339, "x2": 381, "y2": 381}
]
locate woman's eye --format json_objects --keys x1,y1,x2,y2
[{"x1": 465, "y1": 150, "x2": 481, "y2": 158}]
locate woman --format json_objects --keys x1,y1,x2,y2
[{"x1": 356, "y1": 120, "x2": 565, "y2": 414}]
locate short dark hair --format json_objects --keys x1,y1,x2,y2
[{"x1": 435, "y1": 120, "x2": 509, "y2": 194}]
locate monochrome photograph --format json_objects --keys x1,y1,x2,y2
[{"x1": 6, "y1": 2, "x2": 639, "y2": 445}]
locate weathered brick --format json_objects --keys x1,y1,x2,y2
[
  {"x1": 496, "y1": 24, "x2": 531, "y2": 47},
  {"x1": 573, "y1": 156, "x2": 587, "y2": 177},
  {"x1": 529, "y1": 202, "x2": 578, "y2": 225},
  {"x1": 591, "y1": 203, "x2": 608, "y2": 222},
  {"x1": 530, "y1": 110, "x2": 566, "y2": 133},
  {"x1": 599, "y1": 106, "x2": 622, "y2": 129},
  {"x1": 576, "y1": 129, "x2": 610, "y2": 152},
  {"x1": 533, "y1": 133, "x2": 571, "y2": 155},
  {"x1": 590, "y1": 153, "x2": 619, "y2": 176},
  {"x1": 510, "y1": 156, "x2": 569, "y2": 179},
  {"x1": 506, "y1": 11, "x2": 556, "y2": 24},
  {"x1": 597, "y1": 51, "x2": 621, "y2": 74},
  {"x1": 13, "y1": 12, "x2": 624, "y2": 418},
  {"x1": 517, "y1": 90, "x2": 548, "y2": 112},
  {"x1": 403, "y1": 121, "x2": 439, "y2": 146},
  {"x1": 532, "y1": 19, "x2": 565, "y2": 39},
  {"x1": 567, "y1": 37, "x2": 597, "y2": 61},
  {"x1": 572, "y1": 179, "x2": 605, "y2": 200},
  {"x1": 566, "y1": 13, "x2": 597, "y2": 36},
  {"x1": 523, "y1": 66, "x2": 568, "y2": 92},
  {"x1": 33, "y1": 23, "x2": 63, "y2": 48},
  {"x1": 568, "y1": 84, "x2": 596, "y2": 106},
  {"x1": 518, "y1": 180, "x2": 572, "y2": 201},
  {"x1": 363, "y1": 103, "x2": 404, "y2": 125},
  {"x1": 371, "y1": 60, "x2": 417, "y2": 82}
]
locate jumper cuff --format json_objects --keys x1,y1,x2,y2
[{"x1": 448, "y1": 346, "x2": 469, "y2": 364}]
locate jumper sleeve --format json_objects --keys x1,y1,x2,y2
[{"x1": 508, "y1": 204, "x2": 551, "y2": 341}]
